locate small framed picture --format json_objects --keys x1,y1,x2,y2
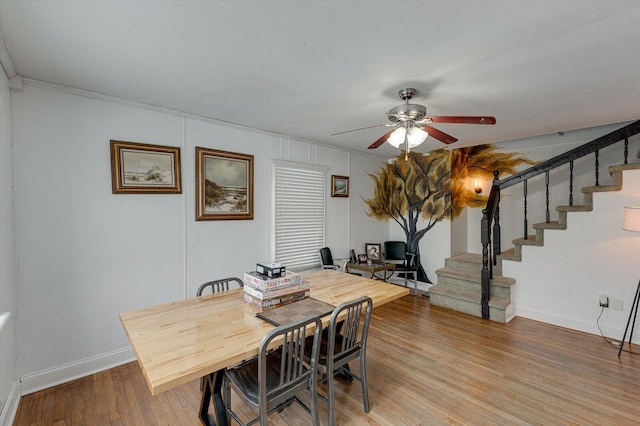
[
  {"x1": 358, "y1": 254, "x2": 368, "y2": 264},
  {"x1": 331, "y1": 175, "x2": 349, "y2": 197},
  {"x1": 110, "y1": 140, "x2": 182, "y2": 194},
  {"x1": 365, "y1": 243, "x2": 382, "y2": 262},
  {"x1": 195, "y1": 147, "x2": 254, "y2": 221}
]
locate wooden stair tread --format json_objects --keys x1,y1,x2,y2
[
  {"x1": 556, "y1": 205, "x2": 591, "y2": 212},
  {"x1": 448, "y1": 253, "x2": 483, "y2": 264},
  {"x1": 610, "y1": 163, "x2": 640, "y2": 172},
  {"x1": 513, "y1": 236, "x2": 543, "y2": 246},
  {"x1": 581, "y1": 185, "x2": 620, "y2": 193},
  {"x1": 532, "y1": 221, "x2": 565, "y2": 230}
]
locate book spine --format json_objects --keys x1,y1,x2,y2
[
  {"x1": 243, "y1": 281, "x2": 310, "y2": 299},
  {"x1": 243, "y1": 271, "x2": 301, "y2": 290},
  {"x1": 243, "y1": 290, "x2": 309, "y2": 310}
]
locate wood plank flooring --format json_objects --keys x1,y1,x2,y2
[{"x1": 14, "y1": 295, "x2": 640, "y2": 425}]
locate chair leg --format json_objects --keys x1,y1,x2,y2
[
  {"x1": 360, "y1": 355, "x2": 370, "y2": 413},
  {"x1": 310, "y1": 375, "x2": 319, "y2": 426},
  {"x1": 223, "y1": 375, "x2": 231, "y2": 426},
  {"x1": 327, "y1": 369, "x2": 336, "y2": 426},
  {"x1": 412, "y1": 272, "x2": 417, "y2": 296}
]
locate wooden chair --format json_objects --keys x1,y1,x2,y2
[{"x1": 224, "y1": 315, "x2": 323, "y2": 426}]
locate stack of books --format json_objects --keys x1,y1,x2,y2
[{"x1": 243, "y1": 270, "x2": 309, "y2": 310}]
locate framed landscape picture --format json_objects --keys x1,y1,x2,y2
[
  {"x1": 331, "y1": 175, "x2": 349, "y2": 197},
  {"x1": 110, "y1": 140, "x2": 182, "y2": 194},
  {"x1": 195, "y1": 147, "x2": 254, "y2": 220}
]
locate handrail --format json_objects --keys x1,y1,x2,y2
[
  {"x1": 498, "y1": 120, "x2": 640, "y2": 191},
  {"x1": 480, "y1": 119, "x2": 640, "y2": 319}
]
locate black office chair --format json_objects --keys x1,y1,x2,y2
[
  {"x1": 384, "y1": 241, "x2": 418, "y2": 295},
  {"x1": 224, "y1": 315, "x2": 323, "y2": 426},
  {"x1": 197, "y1": 277, "x2": 243, "y2": 296},
  {"x1": 320, "y1": 247, "x2": 362, "y2": 276},
  {"x1": 305, "y1": 296, "x2": 373, "y2": 426},
  {"x1": 319, "y1": 247, "x2": 340, "y2": 270}
]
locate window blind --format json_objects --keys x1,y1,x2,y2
[{"x1": 273, "y1": 163, "x2": 326, "y2": 271}]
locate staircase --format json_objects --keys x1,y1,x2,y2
[
  {"x1": 431, "y1": 253, "x2": 515, "y2": 323},
  {"x1": 430, "y1": 162, "x2": 640, "y2": 323}
]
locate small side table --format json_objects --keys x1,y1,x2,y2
[{"x1": 346, "y1": 262, "x2": 396, "y2": 282}]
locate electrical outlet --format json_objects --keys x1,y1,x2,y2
[
  {"x1": 599, "y1": 295, "x2": 609, "y2": 308},
  {"x1": 611, "y1": 299, "x2": 624, "y2": 311}
]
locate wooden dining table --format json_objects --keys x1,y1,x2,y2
[{"x1": 119, "y1": 269, "x2": 410, "y2": 426}]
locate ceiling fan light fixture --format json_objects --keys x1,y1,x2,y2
[
  {"x1": 408, "y1": 126, "x2": 428, "y2": 147},
  {"x1": 387, "y1": 127, "x2": 406, "y2": 148},
  {"x1": 387, "y1": 126, "x2": 429, "y2": 149}
]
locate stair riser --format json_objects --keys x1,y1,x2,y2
[
  {"x1": 436, "y1": 275, "x2": 512, "y2": 299},
  {"x1": 429, "y1": 293, "x2": 509, "y2": 323}
]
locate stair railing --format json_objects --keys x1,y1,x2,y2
[{"x1": 480, "y1": 120, "x2": 640, "y2": 319}]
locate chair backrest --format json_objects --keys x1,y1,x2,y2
[
  {"x1": 319, "y1": 247, "x2": 334, "y2": 266},
  {"x1": 196, "y1": 277, "x2": 243, "y2": 296},
  {"x1": 384, "y1": 241, "x2": 408, "y2": 262},
  {"x1": 259, "y1": 315, "x2": 322, "y2": 411},
  {"x1": 326, "y1": 296, "x2": 372, "y2": 370}
]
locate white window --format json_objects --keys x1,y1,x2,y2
[{"x1": 272, "y1": 161, "x2": 326, "y2": 271}]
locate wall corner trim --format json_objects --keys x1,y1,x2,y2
[{"x1": 0, "y1": 380, "x2": 21, "y2": 426}]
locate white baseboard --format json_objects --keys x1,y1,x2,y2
[
  {"x1": 516, "y1": 307, "x2": 631, "y2": 343},
  {"x1": 0, "y1": 380, "x2": 21, "y2": 426},
  {"x1": 20, "y1": 347, "x2": 135, "y2": 395}
]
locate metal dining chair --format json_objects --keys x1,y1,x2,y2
[
  {"x1": 224, "y1": 315, "x2": 323, "y2": 426},
  {"x1": 306, "y1": 296, "x2": 373, "y2": 426},
  {"x1": 197, "y1": 277, "x2": 244, "y2": 296},
  {"x1": 196, "y1": 277, "x2": 244, "y2": 394}
]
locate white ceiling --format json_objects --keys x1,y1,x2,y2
[{"x1": 1, "y1": 1, "x2": 639, "y2": 157}]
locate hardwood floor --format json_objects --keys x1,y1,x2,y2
[{"x1": 14, "y1": 295, "x2": 640, "y2": 425}]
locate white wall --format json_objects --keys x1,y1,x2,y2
[
  {"x1": 505, "y1": 170, "x2": 640, "y2": 341},
  {"x1": 0, "y1": 65, "x2": 18, "y2": 421},
  {"x1": 461, "y1": 123, "x2": 640, "y2": 340},
  {"x1": 11, "y1": 82, "x2": 390, "y2": 394}
]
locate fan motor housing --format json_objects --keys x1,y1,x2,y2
[{"x1": 387, "y1": 103, "x2": 427, "y2": 122}]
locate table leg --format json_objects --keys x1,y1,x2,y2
[{"x1": 199, "y1": 370, "x2": 228, "y2": 426}]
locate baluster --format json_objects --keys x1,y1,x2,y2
[
  {"x1": 624, "y1": 137, "x2": 629, "y2": 164},
  {"x1": 569, "y1": 160, "x2": 574, "y2": 206},
  {"x1": 545, "y1": 171, "x2": 550, "y2": 223},
  {"x1": 595, "y1": 150, "x2": 600, "y2": 186},
  {"x1": 523, "y1": 179, "x2": 528, "y2": 239}
]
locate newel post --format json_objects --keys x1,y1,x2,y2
[{"x1": 480, "y1": 209, "x2": 491, "y2": 320}]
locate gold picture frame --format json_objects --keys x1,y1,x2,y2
[
  {"x1": 195, "y1": 147, "x2": 254, "y2": 221},
  {"x1": 331, "y1": 175, "x2": 349, "y2": 197},
  {"x1": 110, "y1": 140, "x2": 182, "y2": 194},
  {"x1": 365, "y1": 243, "x2": 382, "y2": 262}
]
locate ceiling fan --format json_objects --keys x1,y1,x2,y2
[{"x1": 332, "y1": 88, "x2": 496, "y2": 155}]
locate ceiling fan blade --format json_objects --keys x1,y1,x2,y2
[
  {"x1": 422, "y1": 124, "x2": 458, "y2": 144},
  {"x1": 331, "y1": 123, "x2": 392, "y2": 136},
  {"x1": 368, "y1": 129, "x2": 395, "y2": 149},
  {"x1": 427, "y1": 116, "x2": 496, "y2": 125}
]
